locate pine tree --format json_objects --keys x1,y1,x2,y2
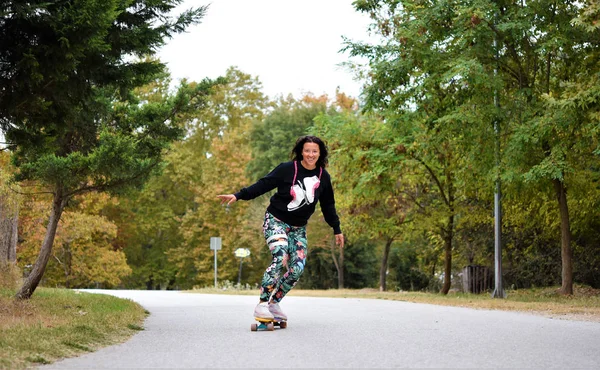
[{"x1": 0, "y1": 0, "x2": 224, "y2": 298}]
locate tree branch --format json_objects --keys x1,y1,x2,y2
[
  {"x1": 485, "y1": 19, "x2": 529, "y2": 88},
  {"x1": 411, "y1": 155, "x2": 449, "y2": 207},
  {"x1": 7, "y1": 184, "x2": 55, "y2": 196},
  {"x1": 64, "y1": 161, "x2": 160, "y2": 198}
]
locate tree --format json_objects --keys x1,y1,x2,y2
[
  {"x1": 247, "y1": 94, "x2": 328, "y2": 180},
  {"x1": 245, "y1": 92, "x2": 358, "y2": 289},
  {"x1": 0, "y1": 0, "x2": 222, "y2": 299},
  {"x1": 165, "y1": 68, "x2": 270, "y2": 288},
  {"x1": 17, "y1": 191, "x2": 131, "y2": 288},
  {"x1": 0, "y1": 152, "x2": 19, "y2": 264},
  {"x1": 345, "y1": 0, "x2": 504, "y2": 294},
  {"x1": 175, "y1": 125, "x2": 263, "y2": 286},
  {"x1": 0, "y1": 0, "x2": 206, "y2": 139},
  {"x1": 537, "y1": 0, "x2": 600, "y2": 294},
  {"x1": 347, "y1": 0, "x2": 600, "y2": 295},
  {"x1": 314, "y1": 112, "x2": 411, "y2": 291},
  {"x1": 486, "y1": 0, "x2": 600, "y2": 294},
  {"x1": 108, "y1": 72, "x2": 201, "y2": 290}
]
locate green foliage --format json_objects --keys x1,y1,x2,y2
[
  {"x1": 105, "y1": 75, "x2": 225, "y2": 290},
  {"x1": 342, "y1": 238, "x2": 380, "y2": 289},
  {"x1": 112, "y1": 68, "x2": 270, "y2": 290},
  {"x1": 340, "y1": 0, "x2": 600, "y2": 294},
  {"x1": 14, "y1": 78, "x2": 220, "y2": 195},
  {"x1": 16, "y1": 191, "x2": 132, "y2": 288},
  {"x1": 314, "y1": 111, "x2": 414, "y2": 290},
  {"x1": 1, "y1": 0, "x2": 207, "y2": 149},
  {"x1": 2, "y1": 0, "x2": 220, "y2": 197},
  {"x1": 247, "y1": 95, "x2": 328, "y2": 180},
  {"x1": 0, "y1": 0, "x2": 224, "y2": 298},
  {"x1": 388, "y1": 242, "x2": 431, "y2": 292},
  {"x1": 5, "y1": 0, "x2": 600, "y2": 295},
  {"x1": 299, "y1": 246, "x2": 338, "y2": 289}
]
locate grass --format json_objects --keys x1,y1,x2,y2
[
  {"x1": 190, "y1": 284, "x2": 600, "y2": 322},
  {"x1": 0, "y1": 287, "x2": 147, "y2": 369}
]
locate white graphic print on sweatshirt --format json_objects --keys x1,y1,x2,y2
[{"x1": 287, "y1": 175, "x2": 320, "y2": 211}]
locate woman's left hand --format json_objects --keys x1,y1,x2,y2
[{"x1": 335, "y1": 233, "x2": 345, "y2": 249}]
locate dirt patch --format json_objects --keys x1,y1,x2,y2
[
  {"x1": 358, "y1": 288, "x2": 379, "y2": 293},
  {"x1": 572, "y1": 285, "x2": 600, "y2": 297},
  {"x1": 0, "y1": 297, "x2": 38, "y2": 329},
  {"x1": 0, "y1": 297, "x2": 66, "y2": 329}
]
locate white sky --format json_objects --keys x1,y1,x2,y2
[{"x1": 157, "y1": 0, "x2": 374, "y2": 99}]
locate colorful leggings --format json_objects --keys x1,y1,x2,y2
[{"x1": 260, "y1": 212, "x2": 307, "y2": 303}]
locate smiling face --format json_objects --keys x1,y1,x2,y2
[{"x1": 301, "y1": 142, "x2": 320, "y2": 169}]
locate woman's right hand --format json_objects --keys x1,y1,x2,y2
[{"x1": 217, "y1": 194, "x2": 237, "y2": 206}]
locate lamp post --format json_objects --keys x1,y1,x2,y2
[
  {"x1": 492, "y1": 5, "x2": 505, "y2": 299},
  {"x1": 234, "y1": 248, "x2": 251, "y2": 286}
]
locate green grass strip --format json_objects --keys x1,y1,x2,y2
[{"x1": 0, "y1": 288, "x2": 147, "y2": 369}]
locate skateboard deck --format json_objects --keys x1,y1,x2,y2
[{"x1": 251, "y1": 317, "x2": 287, "y2": 331}]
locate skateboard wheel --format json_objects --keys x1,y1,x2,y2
[
  {"x1": 267, "y1": 323, "x2": 275, "y2": 331},
  {"x1": 279, "y1": 321, "x2": 287, "y2": 329},
  {"x1": 251, "y1": 323, "x2": 258, "y2": 331}
]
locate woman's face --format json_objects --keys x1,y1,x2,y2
[{"x1": 302, "y1": 142, "x2": 320, "y2": 168}]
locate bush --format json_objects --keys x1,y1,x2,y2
[{"x1": 388, "y1": 244, "x2": 431, "y2": 292}]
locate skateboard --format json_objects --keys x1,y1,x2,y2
[{"x1": 251, "y1": 317, "x2": 287, "y2": 331}]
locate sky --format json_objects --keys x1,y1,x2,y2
[{"x1": 157, "y1": 0, "x2": 375, "y2": 99}]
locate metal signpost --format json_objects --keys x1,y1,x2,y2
[
  {"x1": 234, "y1": 248, "x2": 251, "y2": 285},
  {"x1": 210, "y1": 237, "x2": 222, "y2": 288}
]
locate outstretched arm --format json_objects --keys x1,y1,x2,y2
[{"x1": 224, "y1": 162, "x2": 285, "y2": 203}]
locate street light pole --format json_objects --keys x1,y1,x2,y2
[
  {"x1": 492, "y1": 6, "x2": 506, "y2": 299},
  {"x1": 234, "y1": 248, "x2": 250, "y2": 287},
  {"x1": 237, "y1": 257, "x2": 243, "y2": 285}
]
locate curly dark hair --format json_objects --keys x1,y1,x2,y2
[{"x1": 290, "y1": 135, "x2": 329, "y2": 168}]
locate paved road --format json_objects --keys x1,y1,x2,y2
[{"x1": 46, "y1": 290, "x2": 600, "y2": 369}]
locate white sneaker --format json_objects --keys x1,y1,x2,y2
[
  {"x1": 254, "y1": 302, "x2": 274, "y2": 319},
  {"x1": 303, "y1": 176, "x2": 320, "y2": 203},
  {"x1": 287, "y1": 185, "x2": 305, "y2": 210},
  {"x1": 268, "y1": 302, "x2": 287, "y2": 321}
]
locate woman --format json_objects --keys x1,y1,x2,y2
[{"x1": 217, "y1": 135, "x2": 344, "y2": 320}]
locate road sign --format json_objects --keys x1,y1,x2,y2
[
  {"x1": 234, "y1": 248, "x2": 251, "y2": 258},
  {"x1": 210, "y1": 237, "x2": 222, "y2": 250}
]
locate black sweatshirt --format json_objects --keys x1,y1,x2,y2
[{"x1": 234, "y1": 161, "x2": 342, "y2": 235}]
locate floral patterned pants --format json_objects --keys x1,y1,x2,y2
[{"x1": 260, "y1": 212, "x2": 307, "y2": 303}]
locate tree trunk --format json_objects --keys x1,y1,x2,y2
[
  {"x1": 440, "y1": 220, "x2": 454, "y2": 295},
  {"x1": 553, "y1": 178, "x2": 573, "y2": 295},
  {"x1": 0, "y1": 196, "x2": 18, "y2": 263},
  {"x1": 16, "y1": 189, "x2": 67, "y2": 299},
  {"x1": 330, "y1": 238, "x2": 344, "y2": 289},
  {"x1": 379, "y1": 238, "x2": 393, "y2": 291},
  {"x1": 440, "y1": 172, "x2": 455, "y2": 295},
  {"x1": 337, "y1": 247, "x2": 344, "y2": 289}
]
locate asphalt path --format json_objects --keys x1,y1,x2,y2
[{"x1": 46, "y1": 290, "x2": 600, "y2": 369}]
